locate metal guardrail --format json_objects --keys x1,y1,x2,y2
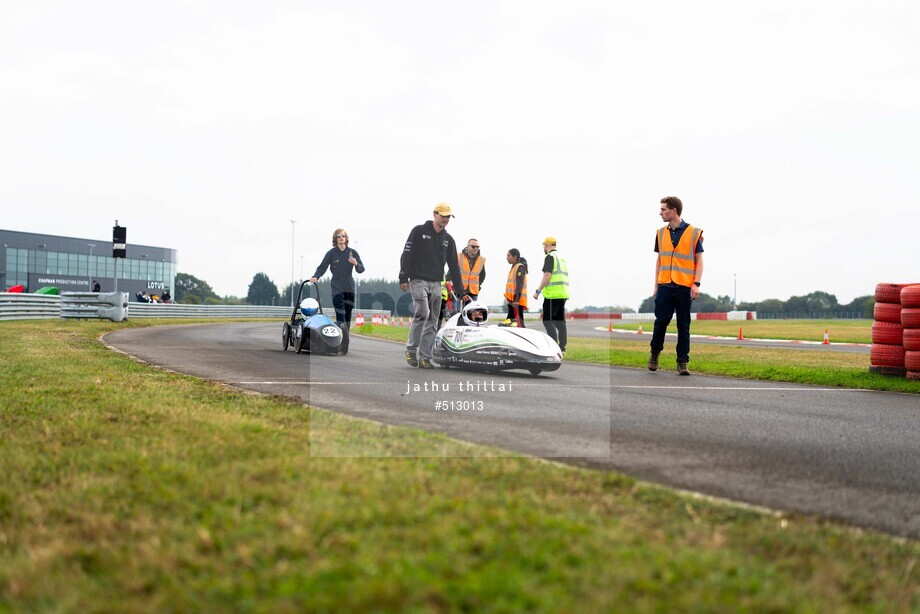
[
  {"x1": 0, "y1": 292, "x2": 391, "y2": 321},
  {"x1": 0, "y1": 292, "x2": 61, "y2": 320},
  {"x1": 60, "y1": 292, "x2": 129, "y2": 321}
]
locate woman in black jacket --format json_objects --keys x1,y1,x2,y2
[{"x1": 310, "y1": 228, "x2": 365, "y2": 354}]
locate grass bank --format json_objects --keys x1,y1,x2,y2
[
  {"x1": 1, "y1": 319, "x2": 918, "y2": 611},
  {"x1": 608, "y1": 319, "x2": 873, "y2": 344},
  {"x1": 354, "y1": 324, "x2": 920, "y2": 394}
]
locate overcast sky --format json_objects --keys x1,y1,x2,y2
[{"x1": 3, "y1": 1, "x2": 918, "y2": 309}]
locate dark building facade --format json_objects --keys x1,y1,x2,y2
[{"x1": 1, "y1": 229, "x2": 177, "y2": 297}]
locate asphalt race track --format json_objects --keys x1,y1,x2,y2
[{"x1": 106, "y1": 322, "x2": 919, "y2": 538}]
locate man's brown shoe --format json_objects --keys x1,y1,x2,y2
[
  {"x1": 677, "y1": 361, "x2": 691, "y2": 376},
  {"x1": 647, "y1": 352, "x2": 660, "y2": 371}
]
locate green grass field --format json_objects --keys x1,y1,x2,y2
[
  {"x1": 1, "y1": 319, "x2": 918, "y2": 611},
  {"x1": 353, "y1": 323, "x2": 919, "y2": 394},
  {"x1": 607, "y1": 318, "x2": 873, "y2": 344}
]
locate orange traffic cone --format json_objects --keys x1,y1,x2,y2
[
  {"x1": 822, "y1": 330, "x2": 830, "y2": 344},
  {"x1": 737, "y1": 327, "x2": 744, "y2": 340},
  {"x1": 608, "y1": 320, "x2": 613, "y2": 332},
  {"x1": 637, "y1": 325, "x2": 643, "y2": 334}
]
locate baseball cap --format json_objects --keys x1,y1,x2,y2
[
  {"x1": 433, "y1": 203, "x2": 455, "y2": 218},
  {"x1": 543, "y1": 236, "x2": 557, "y2": 246}
]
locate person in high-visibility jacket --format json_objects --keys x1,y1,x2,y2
[
  {"x1": 502, "y1": 249, "x2": 528, "y2": 327},
  {"x1": 648, "y1": 196, "x2": 704, "y2": 376},
  {"x1": 437, "y1": 278, "x2": 454, "y2": 329},
  {"x1": 457, "y1": 238, "x2": 486, "y2": 300},
  {"x1": 532, "y1": 237, "x2": 569, "y2": 351}
]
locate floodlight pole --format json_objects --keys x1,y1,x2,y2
[
  {"x1": 290, "y1": 220, "x2": 297, "y2": 307},
  {"x1": 87, "y1": 243, "x2": 95, "y2": 290},
  {"x1": 733, "y1": 273, "x2": 737, "y2": 310}
]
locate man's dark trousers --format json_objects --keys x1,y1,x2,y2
[
  {"x1": 650, "y1": 284, "x2": 692, "y2": 362},
  {"x1": 541, "y1": 298, "x2": 567, "y2": 351}
]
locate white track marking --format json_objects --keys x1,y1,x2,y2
[{"x1": 234, "y1": 381, "x2": 869, "y2": 392}]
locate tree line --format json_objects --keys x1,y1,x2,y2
[
  {"x1": 176, "y1": 273, "x2": 876, "y2": 319},
  {"x1": 636, "y1": 290, "x2": 874, "y2": 318},
  {"x1": 175, "y1": 272, "x2": 407, "y2": 311}
]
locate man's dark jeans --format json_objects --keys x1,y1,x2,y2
[
  {"x1": 650, "y1": 284, "x2": 692, "y2": 362},
  {"x1": 541, "y1": 298, "x2": 567, "y2": 351}
]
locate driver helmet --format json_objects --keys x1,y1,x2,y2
[
  {"x1": 300, "y1": 297, "x2": 319, "y2": 317},
  {"x1": 461, "y1": 301, "x2": 490, "y2": 326}
]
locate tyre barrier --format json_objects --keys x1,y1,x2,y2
[
  {"x1": 906, "y1": 351, "x2": 920, "y2": 373},
  {"x1": 901, "y1": 308, "x2": 920, "y2": 329},
  {"x1": 871, "y1": 321, "x2": 903, "y2": 345},
  {"x1": 892, "y1": 285, "x2": 920, "y2": 381},
  {"x1": 900, "y1": 284, "x2": 920, "y2": 308},
  {"x1": 875, "y1": 282, "x2": 909, "y2": 304},
  {"x1": 904, "y1": 328, "x2": 920, "y2": 351},
  {"x1": 869, "y1": 343, "x2": 905, "y2": 369},
  {"x1": 873, "y1": 302, "x2": 901, "y2": 324}
]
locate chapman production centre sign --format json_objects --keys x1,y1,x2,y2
[{"x1": 29, "y1": 275, "x2": 92, "y2": 292}]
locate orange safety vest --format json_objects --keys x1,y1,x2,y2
[
  {"x1": 504, "y1": 262, "x2": 528, "y2": 309},
  {"x1": 458, "y1": 252, "x2": 485, "y2": 295},
  {"x1": 657, "y1": 224, "x2": 702, "y2": 287}
]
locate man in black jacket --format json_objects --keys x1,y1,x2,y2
[{"x1": 399, "y1": 203, "x2": 469, "y2": 368}]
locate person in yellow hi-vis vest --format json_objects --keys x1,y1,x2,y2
[
  {"x1": 532, "y1": 237, "x2": 569, "y2": 352},
  {"x1": 648, "y1": 196, "x2": 704, "y2": 376},
  {"x1": 457, "y1": 238, "x2": 486, "y2": 300}
]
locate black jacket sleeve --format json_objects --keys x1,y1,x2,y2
[
  {"x1": 513, "y1": 266, "x2": 525, "y2": 302},
  {"x1": 312, "y1": 249, "x2": 333, "y2": 279},
  {"x1": 399, "y1": 226, "x2": 419, "y2": 284},
  {"x1": 350, "y1": 249, "x2": 365, "y2": 275},
  {"x1": 445, "y1": 235, "x2": 466, "y2": 296}
]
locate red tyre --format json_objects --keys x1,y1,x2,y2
[
  {"x1": 875, "y1": 283, "x2": 908, "y2": 304},
  {"x1": 904, "y1": 328, "x2": 920, "y2": 351},
  {"x1": 874, "y1": 302, "x2": 901, "y2": 324},
  {"x1": 901, "y1": 308, "x2": 920, "y2": 328},
  {"x1": 905, "y1": 351, "x2": 920, "y2": 372},
  {"x1": 872, "y1": 321, "x2": 903, "y2": 345},
  {"x1": 901, "y1": 284, "x2": 920, "y2": 308},
  {"x1": 907, "y1": 371, "x2": 920, "y2": 381},
  {"x1": 870, "y1": 343, "x2": 905, "y2": 368}
]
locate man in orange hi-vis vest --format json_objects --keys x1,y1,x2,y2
[
  {"x1": 457, "y1": 238, "x2": 486, "y2": 301},
  {"x1": 648, "y1": 196, "x2": 704, "y2": 376}
]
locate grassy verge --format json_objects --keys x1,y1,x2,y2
[
  {"x1": 1, "y1": 319, "x2": 918, "y2": 611},
  {"x1": 354, "y1": 324, "x2": 920, "y2": 394},
  {"x1": 604, "y1": 318, "x2": 873, "y2": 344}
]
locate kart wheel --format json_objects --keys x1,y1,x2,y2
[
  {"x1": 295, "y1": 328, "x2": 307, "y2": 354},
  {"x1": 282, "y1": 323, "x2": 291, "y2": 351},
  {"x1": 528, "y1": 367, "x2": 542, "y2": 376}
]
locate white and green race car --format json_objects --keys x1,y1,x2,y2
[{"x1": 432, "y1": 302, "x2": 563, "y2": 376}]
